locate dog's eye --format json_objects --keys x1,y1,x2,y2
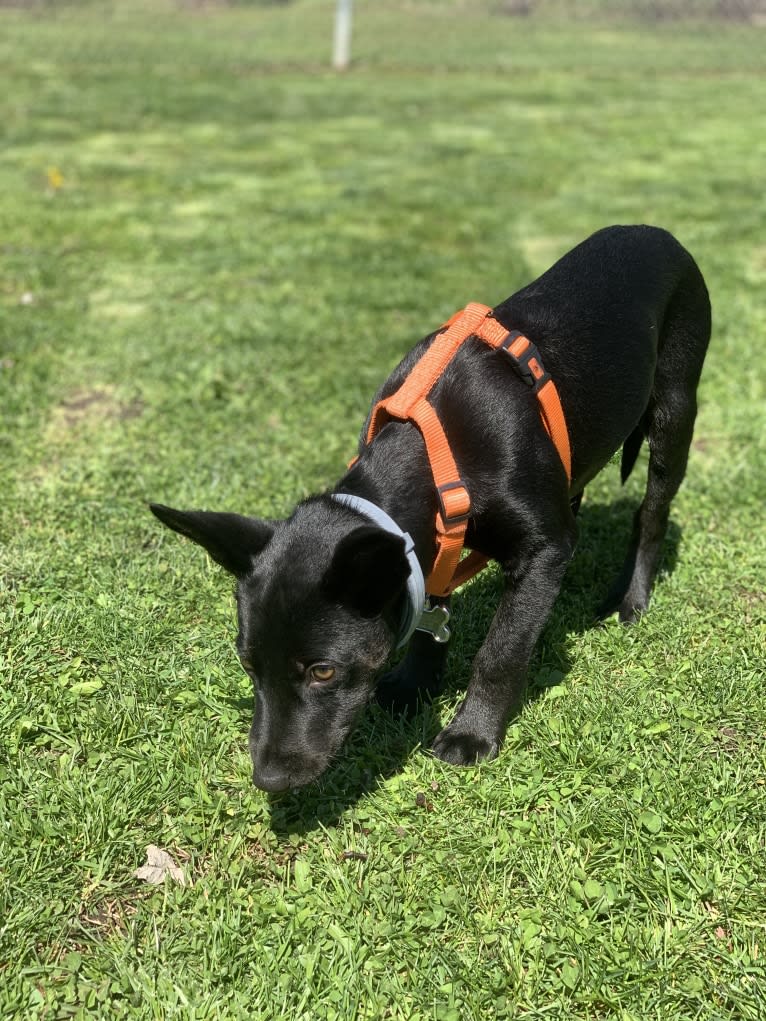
[{"x1": 308, "y1": 664, "x2": 336, "y2": 684}]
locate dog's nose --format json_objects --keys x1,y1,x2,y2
[{"x1": 251, "y1": 763, "x2": 292, "y2": 793}]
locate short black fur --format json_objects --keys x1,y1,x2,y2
[{"x1": 150, "y1": 225, "x2": 711, "y2": 790}]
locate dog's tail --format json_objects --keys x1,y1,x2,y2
[{"x1": 621, "y1": 422, "x2": 644, "y2": 483}]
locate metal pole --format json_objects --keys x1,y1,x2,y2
[{"x1": 332, "y1": 0, "x2": 353, "y2": 71}]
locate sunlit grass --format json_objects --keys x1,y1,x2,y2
[{"x1": 1, "y1": 3, "x2": 764, "y2": 1017}]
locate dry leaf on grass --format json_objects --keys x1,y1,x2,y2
[{"x1": 134, "y1": 845, "x2": 186, "y2": 886}]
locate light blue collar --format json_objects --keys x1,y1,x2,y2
[{"x1": 331, "y1": 493, "x2": 428, "y2": 648}]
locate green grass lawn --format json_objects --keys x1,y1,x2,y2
[{"x1": 1, "y1": 1, "x2": 765, "y2": 1017}]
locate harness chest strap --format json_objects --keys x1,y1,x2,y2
[{"x1": 365, "y1": 303, "x2": 572, "y2": 597}]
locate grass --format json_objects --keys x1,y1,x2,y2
[{"x1": 1, "y1": 1, "x2": 765, "y2": 1017}]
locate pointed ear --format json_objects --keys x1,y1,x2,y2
[
  {"x1": 149, "y1": 504, "x2": 274, "y2": 576},
  {"x1": 323, "y1": 525, "x2": 410, "y2": 618}
]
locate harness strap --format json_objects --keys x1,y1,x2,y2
[
  {"x1": 364, "y1": 303, "x2": 571, "y2": 597},
  {"x1": 475, "y1": 320, "x2": 572, "y2": 482},
  {"x1": 367, "y1": 303, "x2": 490, "y2": 442}
]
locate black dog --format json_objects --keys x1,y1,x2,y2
[{"x1": 151, "y1": 225, "x2": 710, "y2": 791}]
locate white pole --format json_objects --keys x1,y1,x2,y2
[{"x1": 332, "y1": 0, "x2": 353, "y2": 71}]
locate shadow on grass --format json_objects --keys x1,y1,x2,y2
[{"x1": 266, "y1": 497, "x2": 681, "y2": 835}]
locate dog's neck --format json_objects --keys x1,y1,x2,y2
[{"x1": 333, "y1": 422, "x2": 438, "y2": 574}]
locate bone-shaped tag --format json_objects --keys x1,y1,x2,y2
[{"x1": 415, "y1": 603, "x2": 451, "y2": 644}]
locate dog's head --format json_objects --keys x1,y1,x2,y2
[{"x1": 150, "y1": 498, "x2": 410, "y2": 791}]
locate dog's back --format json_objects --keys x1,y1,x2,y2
[{"x1": 496, "y1": 224, "x2": 711, "y2": 487}]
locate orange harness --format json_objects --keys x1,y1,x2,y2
[{"x1": 362, "y1": 302, "x2": 571, "y2": 597}]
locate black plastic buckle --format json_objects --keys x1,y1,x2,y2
[
  {"x1": 500, "y1": 332, "x2": 551, "y2": 391},
  {"x1": 436, "y1": 480, "x2": 471, "y2": 527}
]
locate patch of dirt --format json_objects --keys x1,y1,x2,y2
[
  {"x1": 45, "y1": 385, "x2": 144, "y2": 440},
  {"x1": 242, "y1": 837, "x2": 309, "y2": 883},
  {"x1": 716, "y1": 726, "x2": 741, "y2": 755},
  {"x1": 78, "y1": 895, "x2": 138, "y2": 940}
]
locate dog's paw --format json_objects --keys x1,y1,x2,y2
[
  {"x1": 617, "y1": 599, "x2": 647, "y2": 625},
  {"x1": 598, "y1": 575, "x2": 651, "y2": 625},
  {"x1": 597, "y1": 592, "x2": 648, "y2": 625},
  {"x1": 431, "y1": 724, "x2": 499, "y2": 766}
]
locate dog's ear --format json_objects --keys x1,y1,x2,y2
[
  {"x1": 149, "y1": 504, "x2": 274, "y2": 577},
  {"x1": 323, "y1": 525, "x2": 410, "y2": 618}
]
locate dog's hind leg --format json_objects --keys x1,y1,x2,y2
[{"x1": 601, "y1": 269, "x2": 711, "y2": 623}]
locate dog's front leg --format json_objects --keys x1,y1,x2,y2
[
  {"x1": 432, "y1": 538, "x2": 574, "y2": 766},
  {"x1": 377, "y1": 598, "x2": 450, "y2": 715}
]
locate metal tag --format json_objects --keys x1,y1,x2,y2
[{"x1": 415, "y1": 603, "x2": 451, "y2": 644}]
